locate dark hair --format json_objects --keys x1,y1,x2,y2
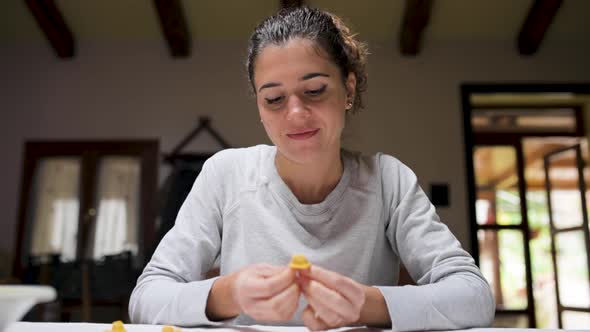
[{"x1": 247, "y1": 6, "x2": 368, "y2": 113}]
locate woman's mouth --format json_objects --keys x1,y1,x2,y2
[{"x1": 287, "y1": 129, "x2": 320, "y2": 140}]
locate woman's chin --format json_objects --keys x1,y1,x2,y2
[{"x1": 278, "y1": 144, "x2": 329, "y2": 165}]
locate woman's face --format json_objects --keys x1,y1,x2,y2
[{"x1": 253, "y1": 38, "x2": 356, "y2": 165}]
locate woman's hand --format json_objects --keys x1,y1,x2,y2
[
  {"x1": 232, "y1": 263, "x2": 300, "y2": 322},
  {"x1": 299, "y1": 265, "x2": 366, "y2": 331}
]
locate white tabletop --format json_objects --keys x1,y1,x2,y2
[
  {"x1": 4, "y1": 322, "x2": 374, "y2": 332},
  {"x1": 4, "y1": 322, "x2": 578, "y2": 332}
]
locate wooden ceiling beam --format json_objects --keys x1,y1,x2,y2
[
  {"x1": 400, "y1": 0, "x2": 433, "y2": 56},
  {"x1": 154, "y1": 0, "x2": 191, "y2": 57},
  {"x1": 281, "y1": 0, "x2": 304, "y2": 9},
  {"x1": 518, "y1": 0, "x2": 563, "y2": 55},
  {"x1": 25, "y1": 0, "x2": 75, "y2": 58}
]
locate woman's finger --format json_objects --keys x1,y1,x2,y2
[
  {"x1": 247, "y1": 267, "x2": 295, "y2": 298},
  {"x1": 302, "y1": 305, "x2": 329, "y2": 331},
  {"x1": 258, "y1": 282, "x2": 300, "y2": 321},
  {"x1": 255, "y1": 264, "x2": 285, "y2": 276},
  {"x1": 302, "y1": 265, "x2": 365, "y2": 307},
  {"x1": 307, "y1": 299, "x2": 344, "y2": 327},
  {"x1": 302, "y1": 279, "x2": 354, "y2": 323}
]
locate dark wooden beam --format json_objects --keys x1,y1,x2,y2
[
  {"x1": 154, "y1": 0, "x2": 191, "y2": 57},
  {"x1": 25, "y1": 0, "x2": 75, "y2": 58},
  {"x1": 518, "y1": 0, "x2": 563, "y2": 55},
  {"x1": 400, "y1": 0, "x2": 433, "y2": 56},
  {"x1": 281, "y1": 0, "x2": 304, "y2": 9}
]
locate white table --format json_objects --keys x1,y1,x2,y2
[
  {"x1": 4, "y1": 323, "x2": 373, "y2": 331},
  {"x1": 4, "y1": 323, "x2": 576, "y2": 332}
]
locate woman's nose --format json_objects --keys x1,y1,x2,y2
[{"x1": 285, "y1": 96, "x2": 310, "y2": 121}]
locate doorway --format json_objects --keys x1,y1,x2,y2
[{"x1": 462, "y1": 84, "x2": 590, "y2": 329}]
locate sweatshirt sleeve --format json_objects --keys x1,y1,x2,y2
[
  {"x1": 375, "y1": 155, "x2": 495, "y2": 331},
  {"x1": 128, "y1": 156, "x2": 229, "y2": 326}
]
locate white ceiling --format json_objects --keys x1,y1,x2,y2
[{"x1": 2, "y1": 0, "x2": 589, "y2": 44}]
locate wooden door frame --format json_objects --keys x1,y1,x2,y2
[
  {"x1": 461, "y1": 83, "x2": 590, "y2": 260},
  {"x1": 461, "y1": 83, "x2": 590, "y2": 327},
  {"x1": 472, "y1": 137, "x2": 537, "y2": 326}
]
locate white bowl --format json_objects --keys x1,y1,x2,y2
[{"x1": 0, "y1": 285, "x2": 56, "y2": 331}]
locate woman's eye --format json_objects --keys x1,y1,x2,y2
[
  {"x1": 305, "y1": 85, "x2": 327, "y2": 96},
  {"x1": 265, "y1": 96, "x2": 284, "y2": 105}
]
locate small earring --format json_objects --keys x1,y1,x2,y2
[
  {"x1": 346, "y1": 101, "x2": 353, "y2": 110},
  {"x1": 260, "y1": 119, "x2": 264, "y2": 123}
]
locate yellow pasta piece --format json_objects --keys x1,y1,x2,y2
[
  {"x1": 289, "y1": 254, "x2": 311, "y2": 270},
  {"x1": 111, "y1": 320, "x2": 126, "y2": 332}
]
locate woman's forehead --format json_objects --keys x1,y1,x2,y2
[{"x1": 254, "y1": 39, "x2": 339, "y2": 84}]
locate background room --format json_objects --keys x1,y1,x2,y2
[{"x1": 1, "y1": 0, "x2": 589, "y2": 329}]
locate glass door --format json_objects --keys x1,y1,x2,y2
[
  {"x1": 543, "y1": 144, "x2": 590, "y2": 329},
  {"x1": 473, "y1": 142, "x2": 535, "y2": 327}
]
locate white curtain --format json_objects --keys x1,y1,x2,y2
[
  {"x1": 92, "y1": 157, "x2": 140, "y2": 260},
  {"x1": 30, "y1": 158, "x2": 80, "y2": 262}
]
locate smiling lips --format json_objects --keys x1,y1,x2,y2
[{"x1": 287, "y1": 128, "x2": 320, "y2": 140}]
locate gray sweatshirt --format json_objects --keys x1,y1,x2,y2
[{"x1": 129, "y1": 145, "x2": 495, "y2": 331}]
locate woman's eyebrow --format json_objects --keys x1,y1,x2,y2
[
  {"x1": 258, "y1": 82, "x2": 281, "y2": 92},
  {"x1": 258, "y1": 73, "x2": 330, "y2": 92},
  {"x1": 301, "y1": 72, "x2": 330, "y2": 81}
]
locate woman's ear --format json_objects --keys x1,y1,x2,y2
[{"x1": 346, "y1": 72, "x2": 357, "y2": 102}]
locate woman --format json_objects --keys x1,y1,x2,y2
[{"x1": 129, "y1": 7, "x2": 495, "y2": 331}]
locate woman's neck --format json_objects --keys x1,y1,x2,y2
[{"x1": 275, "y1": 149, "x2": 343, "y2": 204}]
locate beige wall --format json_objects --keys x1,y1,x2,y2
[{"x1": 1, "y1": 40, "x2": 589, "y2": 278}]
